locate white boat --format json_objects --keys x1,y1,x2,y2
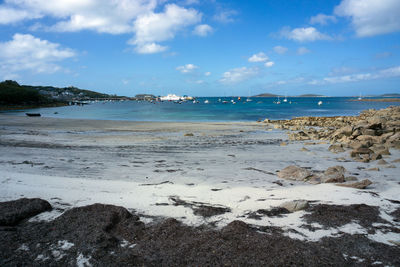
[
  {"x1": 318, "y1": 100, "x2": 323, "y2": 106},
  {"x1": 283, "y1": 93, "x2": 288, "y2": 102},
  {"x1": 275, "y1": 96, "x2": 281, "y2": 104},
  {"x1": 358, "y1": 93, "x2": 362, "y2": 100},
  {"x1": 160, "y1": 94, "x2": 182, "y2": 101},
  {"x1": 204, "y1": 100, "x2": 209, "y2": 104}
]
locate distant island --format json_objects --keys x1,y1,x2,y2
[{"x1": 0, "y1": 80, "x2": 129, "y2": 110}]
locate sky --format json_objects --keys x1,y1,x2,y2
[{"x1": 0, "y1": 0, "x2": 400, "y2": 97}]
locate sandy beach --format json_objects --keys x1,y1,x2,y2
[{"x1": 1, "y1": 112, "x2": 400, "y2": 265}]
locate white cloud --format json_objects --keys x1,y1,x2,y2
[
  {"x1": 204, "y1": 71, "x2": 211, "y2": 76},
  {"x1": 219, "y1": 67, "x2": 259, "y2": 84},
  {"x1": 309, "y1": 13, "x2": 337, "y2": 25},
  {"x1": 248, "y1": 52, "x2": 269, "y2": 63},
  {"x1": 193, "y1": 24, "x2": 213, "y2": 37},
  {"x1": 176, "y1": 63, "x2": 198, "y2": 73},
  {"x1": 135, "y1": 43, "x2": 167, "y2": 54},
  {"x1": 0, "y1": 33, "x2": 75, "y2": 76},
  {"x1": 280, "y1": 26, "x2": 332, "y2": 42},
  {"x1": 0, "y1": 1, "x2": 202, "y2": 54},
  {"x1": 309, "y1": 66, "x2": 400, "y2": 85},
  {"x1": 273, "y1": 46, "x2": 288, "y2": 54},
  {"x1": 297, "y1": 47, "x2": 311, "y2": 55},
  {"x1": 0, "y1": 6, "x2": 41, "y2": 24},
  {"x1": 265, "y1": 61, "x2": 274, "y2": 67},
  {"x1": 213, "y1": 9, "x2": 237, "y2": 23},
  {"x1": 335, "y1": 0, "x2": 400, "y2": 37},
  {"x1": 130, "y1": 4, "x2": 201, "y2": 54},
  {"x1": 1, "y1": 0, "x2": 158, "y2": 34}
]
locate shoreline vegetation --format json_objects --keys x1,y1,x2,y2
[
  {"x1": 0, "y1": 80, "x2": 129, "y2": 111},
  {"x1": 0, "y1": 106, "x2": 399, "y2": 265}
]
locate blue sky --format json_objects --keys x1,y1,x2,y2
[{"x1": 0, "y1": 0, "x2": 399, "y2": 96}]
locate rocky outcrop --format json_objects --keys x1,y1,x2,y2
[
  {"x1": 267, "y1": 106, "x2": 400, "y2": 162},
  {"x1": 0, "y1": 198, "x2": 52, "y2": 226}
]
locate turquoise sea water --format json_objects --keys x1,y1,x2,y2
[{"x1": 3, "y1": 97, "x2": 400, "y2": 122}]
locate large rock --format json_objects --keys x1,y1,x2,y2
[
  {"x1": 0, "y1": 198, "x2": 52, "y2": 226},
  {"x1": 322, "y1": 166, "x2": 346, "y2": 183},
  {"x1": 279, "y1": 200, "x2": 309, "y2": 212},
  {"x1": 277, "y1": 165, "x2": 312, "y2": 181}
]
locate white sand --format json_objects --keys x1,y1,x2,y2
[{"x1": 1, "y1": 115, "x2": 399, "y2": 245}]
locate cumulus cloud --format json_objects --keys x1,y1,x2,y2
[
  {"x1": 297, "y1": 47, "x2": 311, "y2": 55},
  {"x1": 176, "y1": 63, "x2": 198, "y2": 73},
  {"x1": 0, "y1": 0, "x2": 158, "y2": 33},
  {"x1": 219, "y1": 67, "x2": 259, "y2": 84},
  {"x1": 0, "y1": 1, "x2": 203, "y2": 54},
  {"x1": 265, "y1": 61, "x2": 274, "y2": 67},
  {"x1": 280, "y1": 26, "x2": 332, "y2": 42},
  {"x1": 0, "y1": 33, "x2": 75, "y2": 76},
  {"x1": 204, "y1": 71, "x2": 211, "y2": 76},
  {"x1": 309, "y1": 66, "x2": 400, "y2": 85},
  {"x1": 309, "y1": 13, "x2": 337, "y2": 25},
  {"x1": 0, "y1": 6, "x2": 41, "y2": 24},
  {"x1": 193, "y1": 24, "x2": 213, "y2": 37},
  {"x1": 335, "y1": 0, "x2": 400, "y2": 37},
  {"x1": 248, "y1": 52, "x2": 269, "y2": 62},
  {"x1": 130, "y1": 4, "x2": 201, "y2": 53},
  {"x1": 273, "y1": 46, "x2": 288, "y2": 54}
]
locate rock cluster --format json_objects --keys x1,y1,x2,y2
[
  {"x1": 267, "y1": 106, "x2": 400, "y2": 162},
  {"x1": 277, "y1": 165, "x2": 372, "y2": 189}
]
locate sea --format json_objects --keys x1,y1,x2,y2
[{"x1": 3, "y1": 97, "x2": 400, "y2": 122}]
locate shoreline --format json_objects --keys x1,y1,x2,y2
[{"x1": 1, "y1": 107, "x2": 399, "y2": 265}]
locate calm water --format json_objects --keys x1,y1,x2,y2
[{"x1": 3, "y1": 97, "x2": 400, "y2": 122}]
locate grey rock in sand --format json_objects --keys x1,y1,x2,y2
[
  {"x1": 277, "y1": 165, "x2": 312, "y2": 181},
  {"x1": 322, "y1": 166, "x2": 346, "y2": 183},
  {"x1": 279, "y1": 200, "x2": 309, "y2": 212},
  {"x1": 336, "y1": 179, "x2": 372, "y2": 189}
]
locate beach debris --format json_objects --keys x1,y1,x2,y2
[
  {"x1": 277, "y1": 165, "x2": 312, "y2": 181},
  {"x1": 139, "y1": 181, "x2": 173, "y2": 186},
  {"x1": 169, "y1": 196, "x2": 230, "y2": 218},
  {"x1": 244, "y1": 167, "x2": 275, "y2": 175},
  {"x1": 302, "y1": 203, "x2": 385, "y2": 229},
  {"x1": 253, "y1": 207, "x2": 290, "y2": 217},
  {"x1": 0, "y1": 198, "x2": 52, "y2": 226},
  {"x1": 279, "y1": 200, "x2": 309, "y2": 212},
  {"x1": 336, "y1": 179, "x2": 372, "y2": 189},
  {"x1": 184, "y1": 133, "x2": 194, "y2": 137}
]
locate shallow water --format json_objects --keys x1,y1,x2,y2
[{"x1": 3, "y1": 97, "x2": 399, "y2": 121}]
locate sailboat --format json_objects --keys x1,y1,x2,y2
[
  {"x1": 275, "y1": 96, "x2": 281, "y2": 104},
  {"x1": 283, "y1": 93, "x2": 288, "y2": 102},
  {"x1": 358, "y1": 93, "x2": 362, "y2": 100},
  {"x1": 246, "y1": 89, "x2": 252, "y2": 102}
]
